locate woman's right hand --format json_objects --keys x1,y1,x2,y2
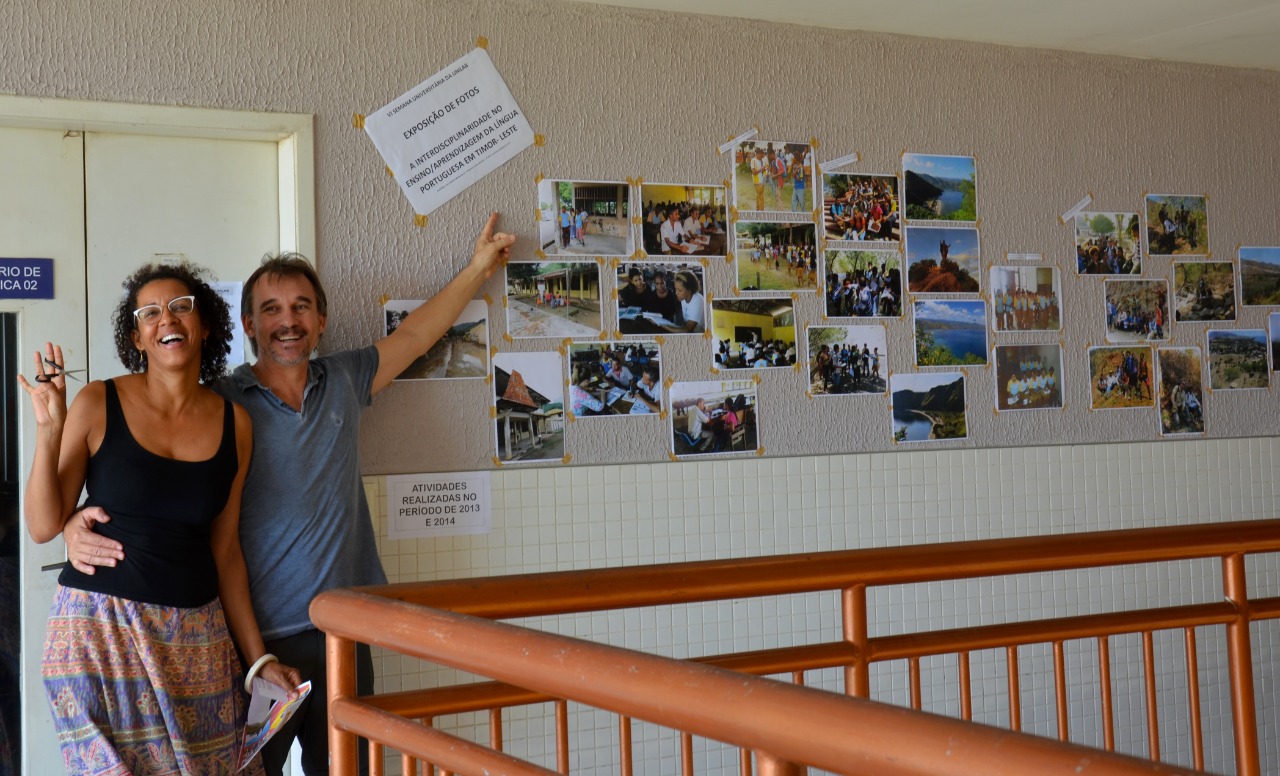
[{"x1": 16, "y1": 343, "x2": 68, "y2": 430}]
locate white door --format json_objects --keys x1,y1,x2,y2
[
  {"x1": 0, "y1": 99, "x2": 311, "y2": 774},
  {"x1": 0, "y1": 126, "x2": 89, "y2": 773},
  {"x1": 85, "y1": 132, "x2": 280, "y2": 380}
]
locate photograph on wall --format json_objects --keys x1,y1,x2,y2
[
  {"x1": 990, "y1": 265, "x2": 1062, "y2": 332},
  {"x1": 492, "y1": 351, "x2": 566, "y2": 464},
  {"x1": 806, "y1": 324, "x2": 887, "y2": 396},
  {"x1": 640, "y1": 183, "x2": 728, "y2": 257},
  {"x1": 823, "y1": 249, "x2": 902, "y2": 318},
  {"x1": 994, "y1": 344, "x2": 1063, "y2": 411},
  {"x1": 505, "y1": 261, "x2": 602, "y2": 339},
  {"x1": 1271, "y1": 312, "x2": 1280, "y2": 373},
  {"x1": 1104, "y1": 279, "x2": 1169, "y2": 343},
  {"x1": 733, "y1": 140, "x2": 814, "y2": 214},
  {"x1": 1205, "y1": 329, "x2": 1269, "y2": 391},
  {"x1": 384, "y1": 298, "x2": 489, "y2": 380},
  {"x1": 905, "y1": 225, "x2": 981, "y2": 294},
  {"x1": 615, "y1": 262, "x2": 704, "y2": 335},
  {"x1": 566, "y1": 341, "x2": 663, "y2": 417},
  {"x1": 735, "y1": 221, "x2": 817, "y2": 292},
  {"x1": 1156, "y1": 346, "x2": 1205, "y2": 436},
  {"x1": 821, "y1": 173, "x2": 900, "y2": 242},
  {"x1": 669, "y1": 379, "x2": 759, "y2": 457},
  {"x1": 1074, "y1": 211, "x2": 1142, "y2": 275},
  {"x1": 537, "y1": 179, "x2": 633, "y2": 257},
  {"x1": 1238, "y1": 246, "x2": 1280, "y2": 306},
  {"x1": 1145, "y1": 194, "x2": 1209, "y2": 257},
  {"x1": 914, "y1": 300, "x2": 988, "y2": 367},
  {"x1": 1173, "y1": 260, "x2": 1235, "y2": 322},
  {"x1": 901, "y1": 153, "x2": 976, "y2": 223},
  {"x1": 890, "y1": 371, "x2": 967, "y2": 443},
  {"x1": 1088, "y1": 345, "x2": 1155, "y2": 410},
  {"x1": 711, "y1": 298, "x2": 797, "y2": 369}
]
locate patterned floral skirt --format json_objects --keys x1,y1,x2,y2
[{"x1": 42, "y1": 586, "x2": 265, "y2": 775}]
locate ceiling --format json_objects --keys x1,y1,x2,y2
[{"x1": 564, "y1": 0, "x2": 1280, "y2": 72}]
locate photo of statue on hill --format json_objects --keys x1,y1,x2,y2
[
  {"x1": 1205, "y1": 329, "x2": 1269, "y2": 390},
  {"x1": 1074, "y1": 211, "x2": 1142, "y2": 275},
  {"x1": 1156, "y1": 347, "x2": 1205, "y2": 436},
  {"x1": 1174, "y1": 261, "x2": 1235, "y2": 322},
  {"x1": 1104, "y1": 279, "x2": 1169, "y2": 344},
  {"x1": 890, "y1": 371, "x2": 967, "y2": 443},
  {"x1": 1145, "y1": 194, "x2": 1209, "y2": 257},
  {"x1": 1239, "y1": 246, "x2": 1280, "y2": 306},
  {"x1": 901, "y1": 153, "x2": 976, "y2": 223},
  {"x1": 905, "y1": 225, "x2": 981, "y2": 294}
]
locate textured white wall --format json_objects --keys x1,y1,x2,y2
[{"x1": 6, "y1": 0, "x2": 1280, "y2": 773}]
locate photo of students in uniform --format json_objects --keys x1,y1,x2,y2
[
  {"x1": 823, "y1": 250, "x2": 902, "y2": 318},
  {"x1": 806, "y1": 324, "x2": 887, "y2": 396},
  {"x1": 901, "y1": 153, "x2": 977, "y2": 223},
  {"x1": 1156, "y1": 346, "x2": 1205, "y2": 435},
  {"x1": 537, "y1": 179, "x2": 633, "y2": 257},
  {"x1": 710, "y1": 298, "x2": 797, "y2": 369},
  {"x1": 905, "y1": 225, "x2": 981, "y2": 294},
  {"x1": 1205, "y1": 329, "x2": 1269, "y2": 390},
  {"x1": 384, "y1": 298, "x2": 489, "y2": 380},
  {"x1": 994, "y1": 344, "x2": 1063, "y2": 411},
  {"x1": 733, "y1": 140, "x2": 813, "y2": 214},
  {"x1": 822, "y1": 173, "x2": 900, "y2": 242},
  {"x1": 891, "y1": 371, "x2": 967, "y2": 442},
  {"x1": 1174, "y1": 260, "x2": 1236, "y2": 322},
  {"x1": 566, "y1": 341, "x2": 662, "y2": 417},
  {"x1": 1088, "y1": 345, "x2": 1155, "y2": 410},
  {"x1": 1239, "y1": 246, "x2": 1280, "y2": 306},
  {"x1": 614, "y1": 262, "x2": 706, "y2": 335},
  {"x1": 735, "y1": 221, "x2": 817, "y2": 291},
  {"x1": 669, "y1": 379, "x2": 758, "y2": 457},
  {"x1": 914, "y1": 300, "x2": 988, "y2": 367},
  {"x1": 1104, "y1": 279, "x2": 1169, "y2": 343},
  {"x1": 1074, "y1": 211, "x2": 1142, "y2": 275},
  {"x1": 990, "y1": 266, "x2": 1061, "y2": 332},
  {"x1": 1146, "y1": 194, "x2": 1209, "y2": 257},
  {"x1": 505, "y1": 261, "x2": 603, "y2": 339},
  {"x1": 492, "y1": 351, "x2": 566, "y2": 464},
  {"x1": 640, "y1": 183, "x2": 728, "y2": 257}
]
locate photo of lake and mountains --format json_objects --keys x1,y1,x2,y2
[
  {"x1": 901, "y1": 153, "x2": 977, "y2": 222},
  {"x1": 891, "y1": 371, "x2": 967, "y2": 442},
  {"x1": 914, "y1": 300, "x2": 988, "y2": 366}
]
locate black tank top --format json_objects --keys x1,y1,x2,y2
[{"x1": 58, "y1": 380, "x2": 238, "y2": 607}]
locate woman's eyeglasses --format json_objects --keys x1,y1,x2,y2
[{"x1": 133, "y1": 295, "x2": 197, "y2": 325}]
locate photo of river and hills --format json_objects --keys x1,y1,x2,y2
[
  {"x1": 891, "y1": 371, "x2": 967, "y2": 442},
  {"x1": 914, "y1": 299, "x2": 987, "y2": 366}
]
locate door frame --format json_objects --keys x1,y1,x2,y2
[{"x1": 0, "y1": 94, "x2": 315, "y2": 776}]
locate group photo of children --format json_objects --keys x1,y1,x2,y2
[
  {"x1": 823, "y1": 250, "x2": 902, "y2": 318},
  {"x1": 1104, "y1": 279, "x2": 1169, "y2": 343},
  {"x1": 1089, "y1": 346, "x2": 1155, "y2": 410},
  {"x1": 989, "y1": 266, "x2": 1061, "y2": 331},
  {"x1": 733, "y1": 140, "x2": 813, "y2": 213},
  {"x1": 1074, "y1": 211, "x2": 1142, "y2": 275},
  {"x1": 710, "y1": 299, "x2": 797, "y2": 369},
  {"x1": 640, "y1": 183, "x2": 728, "y2": 256},
  {"x1": 806, "y1": 324, "x2": 887, "y2": 396},
  {"x1": 822, "y1": 173, "x2": 900, "y2": 242},
  {"x1": 994, "y1": 344, "x2": 1063, "y2": 411}
]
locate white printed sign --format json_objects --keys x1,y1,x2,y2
[
  {"x1": 364, "y1": 48, "x2": 535, "y2": 216},
  {"x1": 386, "y1": 471, "x2": 492, "y2": 539},
  {"x1": 209, "y1": 281, "x2": 245, "y2": 365}
]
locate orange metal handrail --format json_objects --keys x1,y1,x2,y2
[{"x1": 313, "y1": 519, "x2": 1280, "y2": 775}]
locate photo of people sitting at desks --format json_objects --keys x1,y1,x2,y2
[
  {"x1": 616, "y1": 263, "x2": 706, "y2": 334},
  {"x1": 710, "y1": 299, "x2": 797, "y2": 369},
  {"x1": 640, "y1": 183, "x2": 728, "y2": 257},
  {"x1": 670, "y1": 381, "x2": 758, "y2": 456},
  {"x1": 567, "y1": 342, "x2": 662, "y2": 417}
]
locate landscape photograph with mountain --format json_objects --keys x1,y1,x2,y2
[
  {"x1": 1206, "y1": 329, "x2": 1269, "y2": 390},
  {"x1": 914, "y1": 299, "x2": 987, "y2": 366},
  {"x1": 905, "y1": 225, "x2": 981, "y2": 293},
  {"x1": 1239, "y1": 246, "x2": 1280, "y2": 306},
  {"x1": 1173, "y1": 260, "x2": 1235, "y2": 322},
  {"x1": 891, "y1": 371, "x2": 967, "y2": 442},
  {"x1": 902, "y1": 152, "x2": 976, "y2": 222}
]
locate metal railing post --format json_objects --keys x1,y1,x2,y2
[
  {"x1": 327, "y1": 632, "x2": 359, "y2": 776},
  {"x1": 1222, "y1": 553, "x2": 1260, "y2": 776},
  {"x1": 842, "y1": 584, "x2": 869, "y2": 697}
]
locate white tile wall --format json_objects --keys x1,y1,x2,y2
[{"x1": 363, "y1": 436, "x2": 1280, "y2": 775}]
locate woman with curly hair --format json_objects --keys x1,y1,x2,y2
[{"x1": 18, "y1": 261, "x2": 299, "y2": 775}]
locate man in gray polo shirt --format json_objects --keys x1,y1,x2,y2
[{"x1": 64, "y1": 213, "x2": 515, "y2": 775}]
